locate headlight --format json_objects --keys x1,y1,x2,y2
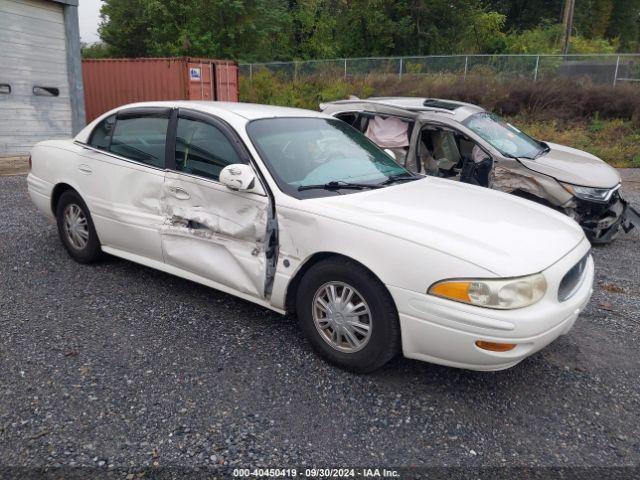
[
  {"x1": 561, "y1": 182, "x2": 619, "y2": 203},
  {"x1": 428, "y1": 274, "x2": 547, "y2": 309}
]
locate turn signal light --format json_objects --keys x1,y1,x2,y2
[
  {"x1": 475, "y1": 340, "x2": 517, "y2": 352},
  {"x1": 429, "y1": 281, "x2": 470, "y2": 302}
]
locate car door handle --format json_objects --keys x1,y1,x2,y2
[
  {"x1": 78, "y1": 164, "x2": 92, "y2": 174},
  {"x1": 167, "y1": 186, "x2": 190, "y2": 200}
]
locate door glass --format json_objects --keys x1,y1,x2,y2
[
  {"x1": 89, "y1": 115, "x2": 115, "y2": 150},
  {"x1": 335, "y1": 112, "x2": 358, "y2": 127},
  {"x1": 110, "y1": 116, "x2": 168, "y2": 168},
  {"x1": 175, "y1": 117, "x2": 241, "y2": 181}
]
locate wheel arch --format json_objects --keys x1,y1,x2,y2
[
  {"x1": 51, "y1": 183, "x2": 79, "y2": 215},
  {"x1": 284, "y1": 251, "x2": 392, "y2": 315}
]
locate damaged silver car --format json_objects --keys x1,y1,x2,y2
[{"x1": 321, "y1": 97, "x2": 639, "y2": 243}]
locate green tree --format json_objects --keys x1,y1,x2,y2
[
  {"x1": 81, "y1": 42, "x2": 113, "y2": 59},
  {"x1": 574, "y1": 0, "x2": 614, "y2": 39},
  {"x1": 94, "y1": 0, "x2": 638, "y2": 60},
  {"x1": 389, "y1": 0, "x2": 491, "y2": 55},
  {"x1": 98, "y1": 0, "x2": 293, "y2": 60},
  {"x1": 98, "y1": 0, "x2": 150, "y2": 57},
  {"x1": 460, "y1": 11, "x2": 507, "y2": 53},
  {"x1": 483, "y1": 0, "x2": 561, "y2": 31},
  {"x1": 606, "y1": 0, "x2": 640, "y2": 51},
  {"x1": 288, "y1": 0, "x2": 339, "y2": 59},
  {"x1": 332, "y1": 0, "x2": 413, "y2": 57}
]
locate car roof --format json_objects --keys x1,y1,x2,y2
[
  {"x1": 75, "y1": 101, "x2": 334, "y2": 144},
  {"x1": 116, "y1": 100, "x2": 331, "y2": 120},
  {"x1": 322, "y1": 97, "x2": 486, "y2": 121}
]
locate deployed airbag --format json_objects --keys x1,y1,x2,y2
[{"x1": 365, "y1": 116, "x2": 410, "y2": 149}]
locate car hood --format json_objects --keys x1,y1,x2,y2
[
  {"x1": 305, "y1": 178, "x2": 585, "y2": 277},
  {"x1": 519, "y1": 142, "x2": 620, "y2": 188}
]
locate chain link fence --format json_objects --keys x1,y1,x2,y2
[{"x1": 240, "y1": 54, "x2": 640, "y2": 85}]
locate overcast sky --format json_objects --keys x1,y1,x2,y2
[{"x1": 79, "y1": 0, "x2": 102, "y2": 43}]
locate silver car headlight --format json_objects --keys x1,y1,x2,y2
[
  {"x1": 561, "y1": 182, "x2": 620, "y2": 203},
  {"x1": 428, "y1": 273, "x2": 547, "y2": 309}
]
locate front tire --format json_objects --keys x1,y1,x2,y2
[
  {"x1": 296, "y1": 257, "x2": 400, "y2": 373},
  {"x1": 55, "y1": 190, "x2": 102, "y2": 263}
]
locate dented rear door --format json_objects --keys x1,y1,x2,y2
[
  {"x1": 77, "y1": 107, "x2": 171, "y2": 262},
  {"x1": 161, "y1": 109, "x2": 270, "y2": 298}
]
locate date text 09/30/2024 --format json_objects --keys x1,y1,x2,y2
[{"x1": 232, "y1": 468, "x2": 400, "y2": 478}]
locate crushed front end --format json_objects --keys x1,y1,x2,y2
[{"x1": 565, "y1": 185, "x2": 638, "y2": 244}]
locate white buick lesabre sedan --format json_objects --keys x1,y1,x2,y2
[{"x1": 28, "y1": 101, "x2": 594, "y2": 372}]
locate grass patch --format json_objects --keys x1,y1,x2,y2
[
  {"x1": 240, "y1": 72, "x2": 640, "y2": 167},
  {"x1": 516, "y1": 118, "x2": 640, "y2": 168}
]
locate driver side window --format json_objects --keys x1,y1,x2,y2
[
  {"x1": 175, "y1": 117, "x2": 241, "y2": 181},
  {"x1": 419, "y1": 128, "x2": 462, "y2": 176},
  {"x1": 419, "y1": 126, "x2": 493, "y2": 186}
]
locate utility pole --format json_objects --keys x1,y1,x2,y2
[{"x1": 562, "y1": 0, "x2": 576, "y2": 55}]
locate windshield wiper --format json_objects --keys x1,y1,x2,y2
[
  {"x1": 379, "y1": 173, "x2": 420, "y2": 185},
  {"x1": 298, "y1": 181, "x2": 383, "y2": 192}
]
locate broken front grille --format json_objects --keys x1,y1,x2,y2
[{"x1": 558, "y1": 253, "x2": 590, "y2": 302}]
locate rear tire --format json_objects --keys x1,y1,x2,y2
[
  {"x1": 55, "y1": 190, "x2": 102, "y2": 264},
  {"x1": 296, "y1": 257, "x2": 400, "y2": 373}
]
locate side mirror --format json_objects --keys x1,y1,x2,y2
[{"x1": 219, "y1": 164, "x2": 264, "y2": 194}]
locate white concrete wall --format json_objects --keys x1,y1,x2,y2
[{"x1": 0, "y1": 0, "x2": 73, "y2": 156}]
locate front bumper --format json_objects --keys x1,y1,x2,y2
[
  {"x1": 573, "y1": 189, "x2": 637, "y2": 243},
  {"x1": 622, "y1": 201, "x2": 640, "y2": 233},
  {"x1": 388, "y1": 239, "x2": 594, "y2": 371}
]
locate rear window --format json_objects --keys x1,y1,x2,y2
[{"x1": 89, "y1": 115, "x2": 115, "y2": 150}]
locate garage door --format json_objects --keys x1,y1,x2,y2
[{"x1": 0, "y1": 0, "x2": 72, "y2": 156}]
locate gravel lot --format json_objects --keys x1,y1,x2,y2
[{"x1": 1, "y1": 174, "x2": 639, "y2": 476}]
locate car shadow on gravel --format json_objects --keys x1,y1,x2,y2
[
  {"x1": 31, "y1": 211, "x2": 640, "y2": 386},
  {"x1": 71, "y1": 240, "x2": 632, "y2": 382},
  {"x1": 96, "y1": 246, "x2": 592, "y2": 406}
]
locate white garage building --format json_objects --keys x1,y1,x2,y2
[{"x1": 0, "y1": 0, "x2": 84, "y2": 157}]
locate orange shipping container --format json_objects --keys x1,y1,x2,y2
[{"x1": 82, "y1": 57, "x2": 239, "y2": 122}]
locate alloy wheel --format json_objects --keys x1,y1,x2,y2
[
  {"x1": 312, "y1": 281, "x2": 372, "y2": 353},
  {"x1": 63, "y1": 203, "x2": 89, "y2": 250}
]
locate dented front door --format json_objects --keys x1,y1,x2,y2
[{"x1": 160, "y1": 111, "x2": 270, "y2": 298}]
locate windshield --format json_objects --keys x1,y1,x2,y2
[
  {"x1": 462, "y1": 112, "x2": 544, "y2": 159},
  {"x1": 247, "y1": 117, "x2": 411, "y2": 198}
]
